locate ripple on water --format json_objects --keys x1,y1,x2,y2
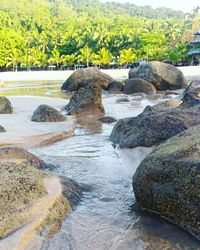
[{"x1": 29, "y1": 93, "x2": 200, "y2": 250}]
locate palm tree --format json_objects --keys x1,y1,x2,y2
[
  {"x1": 118, "y1": 48, "x2": 137, "y2": 65},
  {"x1": 6, "y1": 48, "x2": 21, "y2": 71},
  {"x1": 92, "y1": 48, "x2": 112, "y2": 67},
  {"x1": 48, "y1": 48, "x2": 62, "y2": 69},
  {"x1": 78, "y1": 46, "x2": 94, "y2": 67}
]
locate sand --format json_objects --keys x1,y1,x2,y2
[
  {"x1": 0, "y1": 66, "x2": 200, "y2": 83},
  {"x1": 0, "y1": 96, "x2": 75, "y2": 147}
]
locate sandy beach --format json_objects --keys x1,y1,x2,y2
[{"x1": 0, "y1": 66, "x2": 200, "y2": 83}]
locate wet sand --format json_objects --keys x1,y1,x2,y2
[{"x1": 0, "y1": 96, "x2": 75, "y2": 148}]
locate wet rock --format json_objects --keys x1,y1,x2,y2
[
  {"x1": 110, "y1": 104, "x2": 200, "y2": 148},
  {"x1": 0, "y1": 125, "x2": 6, "y2": 132},
  {"x1": 124, "y1": 78, "x2": 156, "y2": 95},
  {"x1": 143, "y1": 99, "x2": 182, "y2": 114},
  {"x1": 62, "y1": 84, "x2": 105, "y2": 115},
  {"x1": 61, "y1": 67, "x2": 113, "y2": 92},
  {"x1": 31, "y1": 104, "x2": 66, "y2": 122},
  {"x1": 132, "y1": 124, "x2": 200, "y2": 240},
  {"x1": 0, "y1": 146, "x2": 50, "y2": 169},
  {"x1": 107, "y1": 80, "x2": 124, "y2": 93},
  {"x1": 181, "y1": 80, "x2": 200, "y2": 107},
  {"x1": 99, "y1": 116, "x2": 117, "y2": 124},
  {"x1": 116, "y1": 97, "x2": 130, "y2": 103},
  {"x1": 0, "y1": 96, "x2": 13, "y2": 114},
  {"x1": 0, "y1": 148, "x2": 81, "y2": 240},
  {"x1": 60, "y1": 176, "x2": 82, "y2": 208},
  {"x1": 0, "y1": 160, "x2": 46, "y2": 238},
  {"x1": 129, "y1": 61, "x2": 187, "y2": 91}
]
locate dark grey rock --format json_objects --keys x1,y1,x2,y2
[
  {"x1": 0, "y1": 125, "x2": 6, "y2": 132},
  {"x1": 110, "y1": 104, "x2": 200, "y2": 148},
  {"x1": 129, "y1": 61, "x2": 187, "y2": 91},
  {"x1": 31, "y1": 105, "x2": 66, "y2": 122},
  {"x1": 62, "y1": 84, "x2": 104, "y2": 115},
  {"x1": 106, "y1": 80, "x2": 124, "y2": 93},
  {"x1": 61, "y1": 67, "x2": 113, "y2": 92},
  {"x1": 99, "y1": 116, "x2": 117, "y2": 124},
  {"x1": 181, "y1": 80, "x2": 200, "y2": 107},
  {"x1": 132, "y1": 124, "x2": 200, "y2": 240},
  {"x1": 142, "y1": 99, "x2": 181, "y2": 114},
  {"x1": 60, "y1": 176, "x2": 82, "y2": 208},
  {"x1": 124, "y1": 78, "x2": 156, "y2": 95},
  {"x1": 0, "y1": 96, "x2": 13, "y2": 114}
]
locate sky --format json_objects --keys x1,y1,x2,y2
[{"x1": 100, "y1": 0, "x2": 198, "y2": 13}]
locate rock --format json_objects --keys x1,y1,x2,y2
[
  {"x1": 60, "y1": 176, "x2": 82, "y2": 207},
  {"x1": 99, "y1": 116, "x2": 117, "y2": 124},
  {"x1": 0, "y1": 160, "x2": 46, "y2": 238},
  {"x1": 61, "y1": 67, "x2": 113, "y2": 92},
  {"x1": 132, "y1": 124, "x2": 200, "y2": 240},
  {"x1": 0, "y1": 148, "x2": 82, "y2": 240},
  {"x1": 0, "y1": 96, "x2": 13, "y2": 114},
  {"x1": 129, "y1": 61, "x2": 187, "y2": 91},
  {"x1": 143, "y1": 99, "x2": 182, "y2": 114},
  {"x1": 0, "y1": 125, "x2": 6, "y2": 132},
  {"x1": 181, "y1": 80, "x2": 200, "y2": 107},
  {"x1": 31, "y1": 104, "x2": 66, "y2": 122},
  {"x1": 116, "y1": 97, "x2": 130, "y2": 103},
  {"x1": 124, "y1": 78, "x2": 156, "y2": 95},
  {"x1": 110, "y1": 104, "x2": 200, "y2": 148},
  {"x1": 0, "y1": 146, "x2": 50, "y2": 169},
  {"x1": 62, "y1": 84, "x2": 105, "y2": 115},
  {"x1": 107, "y1": 80, "x2": 124, "y2": 93}
]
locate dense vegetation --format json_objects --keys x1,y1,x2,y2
[{"x1": 0, "y1": 0, "x2": 200, "y2": 70}]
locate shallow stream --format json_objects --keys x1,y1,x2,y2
[{"x1": 2, "y1": 80, "x2": 200, "y2": 250}]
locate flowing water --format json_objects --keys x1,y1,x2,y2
[{"x1": 2, "y1": 80, "x2": 200, "y2": 250}]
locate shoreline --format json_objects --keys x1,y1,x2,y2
[
  {"x1": 0, "y1": 96, "x2": 75, "y2": 148},
  {"x1": 0, "y1": 66, "x2": 200, "y2": 82}
]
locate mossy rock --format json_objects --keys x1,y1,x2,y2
[
  {"x1": 110, "y1": 103, "x2": 200, "y2": 148},
  {"x1": 0, "y1": 125, "x2": 6, "y2": 132},
  {"x1": 0, "y1": 96, "x2": 13, "y2": 114},
  {"x1": 31, "y1": 104, "x2": 66, "y2": 122},
  {"x1": 0, "y1": 161, "x2": 46, "y2": 238},
  {"x1": 132, "y1": 124, "x2": 200, "y2": 240},
  {"x1": 0, "y1": 146, "x2": 50, "y2": 169}
]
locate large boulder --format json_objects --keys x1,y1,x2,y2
[
  {"x1": 0, "y1": 96, "x2": 13, "y2": 114},
  {"x1": 0, "y1": 125, "x2": 6, "y2": 132},
  {"x1": 0, "y1": 147, "x2": 82, "y2": 240},
  {"x1": 181, "y1": 80, "x2": 200, "y2": 107},
  {"x1": 0, "y1": 146, "x2": 49, "y2": 169},
  {"x1": 132, "y1": 124, "x2": 200, "y2": 240},
  {"x1": 106, "y1": 80, "x2": 124, "y2": 93},
  {"x1": 142, "y1": 99, "x2": 182, "y2": 114},
  {"x1": 62, "y1": 84, "x2": 105, "y2": 115},
  {"x1": 61, "y1": 67, "x2": 113, "y2": 92},
  {"x1": 129, "y1": 61, "x2": 187, "y2": 91},
  {"x1": 110, "y1": 104, "x2": 200, "y2": 148},
  {"x1": 124, "y1": 78, "x2": 156, "y2": 95},
  {"x1": 31, "y1": 104, "x2": 66, "y2": 122}
]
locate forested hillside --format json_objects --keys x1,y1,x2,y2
[{"x1": 0, "y1": 0, "x2": 199, "y2": 70}]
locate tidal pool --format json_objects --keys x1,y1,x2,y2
[{"x1": 1, "y1": 80, "x2": 200, "y2": 250}]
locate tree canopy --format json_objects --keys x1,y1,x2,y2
[{"x1": 0, "y1": 0, "x2": 199, "y2": 70}]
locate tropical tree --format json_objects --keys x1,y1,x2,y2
[
  {"x1": 92, "y1": 48, "x2": 112, "y2": 67},
  {"x1": 78, "y1": 46, "x2": 94, "y2": 67},
  {"x1": 118, "y1": 48, "x2": 137, "y2": 65},
  {"x1": 48, "y1": 48, "x2": 62, "y2": 68},
  {"x1": 6, "y1": 48, "x2": 21, "y2": 71}
]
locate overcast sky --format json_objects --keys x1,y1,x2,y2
[{"x1": 100, "y1": 0, "x2": 198, "y2": 13}]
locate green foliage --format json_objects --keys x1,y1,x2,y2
[{"x1": 0, "y1": 0, "x2": 198, "y2": 70}]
